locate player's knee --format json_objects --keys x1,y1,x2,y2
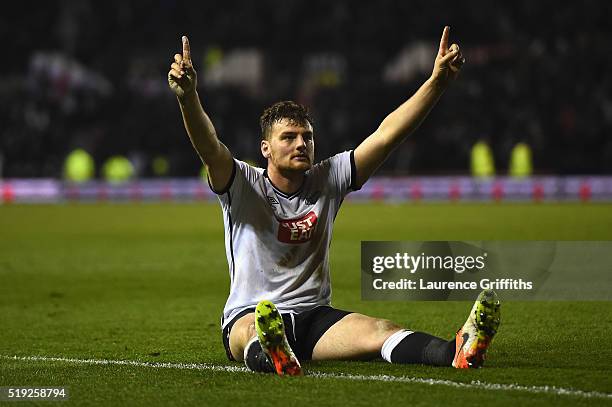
[
  {"x1": 375, "y1": 318, "x2": 402, "y2": 336},
  {"x1": 346, "y1": 317, "x2": 400, "y2": 354},
  {"x1": 358, "y1": 318, "x2": 403, "y2": 356},
  {"x1": 247, "y1": 322, "x2": 256, "y2": 340},
  {"x1": 229, "y1": 315, "x2": 256, "y2": 361}
]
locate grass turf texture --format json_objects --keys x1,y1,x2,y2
[{"x1": 1, "y1": 202, "x2": 611, "y2": 406}]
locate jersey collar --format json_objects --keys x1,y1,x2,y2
[{"x1": 263, "y1": 169, "x2": 307, "y2": 200}]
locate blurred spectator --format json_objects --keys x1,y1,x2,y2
[
  {"x1": 2, "y1": 0, "x2": 610, "y2": 178},
  {"x1": 63, "y1": 148, "x2": 94, "y2": 182},
  {"x1": 152, "y1": 156, "x2": 170, "y2": 177},
  {"x1": 102, "y1": 155, "x2": 134, "y2": 183},
  {"x1": 509, "y1": 142, "x2": 533, "y2": 177},
  {"x1": 471, "y1": 139, "x2": 495, "y2": 177}
]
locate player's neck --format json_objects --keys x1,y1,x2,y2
[{"x1": 266, "y1": 165, "x2": 305, "y2": 195}]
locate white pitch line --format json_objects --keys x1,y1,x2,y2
[
  {"x1": 3, "y1": 355, "x2": 611, "y2": 400},
  {"x1": 1, "y1": 355, "x2": 248, "y2": 374}
]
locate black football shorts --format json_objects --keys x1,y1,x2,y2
[{"x1": 222, "y1": 305, "x2": 353, "y2": 361}]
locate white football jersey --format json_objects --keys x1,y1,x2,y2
[{"x1": 213, "y1": 151, "x2": 357, "y2": 327}]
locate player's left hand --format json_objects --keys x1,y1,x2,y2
[{"x1": 430, "y1": 26, "x2": 465, "y2": 86}]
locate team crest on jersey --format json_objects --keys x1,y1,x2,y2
[{"x1": 277, "y1": 211, "x2": 318, "y2": 244}]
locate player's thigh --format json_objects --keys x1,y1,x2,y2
[
  {"x1": 228, "y1": 313, "x2": 256, "y2": 362},
  {"x1": 311, "y1": 313, "x2": 403, "y2": 361}
]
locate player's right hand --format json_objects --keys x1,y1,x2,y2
[{"x1": 168, "y1": 35, "x2": 197, "y2": 100}]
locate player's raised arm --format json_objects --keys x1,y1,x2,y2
[
  {"x1": 168, "y1": 35, "x2": 233, "y2": 191},
  {"x1": 353, "y1": 26, "x2": 465, "y2": 188}
]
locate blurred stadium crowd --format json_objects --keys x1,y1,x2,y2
[{"x1": 1, "y1": 0, "x2": 611, "y2": 178}]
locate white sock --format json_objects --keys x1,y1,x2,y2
[{"x1": 381, "y1": 329, "x2": 413, "y2": 363}]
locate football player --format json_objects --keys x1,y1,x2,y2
[{"x1": 168, "y1": 27, "x2": 500, "y2": 375}]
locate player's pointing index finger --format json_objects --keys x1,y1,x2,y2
[
  {"x1": 439, "y1": 26, "x2": 450, "y2": 55},
  {"x1": 182, "y1": 35, "x2": 191, "y2": 63}
]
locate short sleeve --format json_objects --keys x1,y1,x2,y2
[
  {"x1": 208, "y1": 159, "x2": 261, "y2": 196},
  {"x1": 316, "y1": 150, "x2": 360, "y2": 199}
]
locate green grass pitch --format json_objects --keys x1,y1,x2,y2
[{"x1": 1, "y1": 202, "x2": 611, "y2": 406}]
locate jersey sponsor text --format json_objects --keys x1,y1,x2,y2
[{"x1": 277, "y1": 211, "x2": 318, "y2": 243}]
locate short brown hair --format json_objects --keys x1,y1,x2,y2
[{"x1": 260, "y1": 101, "x2": 313, "y2": 140}]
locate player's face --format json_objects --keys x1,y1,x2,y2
[{"x1": 262, "y1": 119, "x2": 315, "y2": 172}]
